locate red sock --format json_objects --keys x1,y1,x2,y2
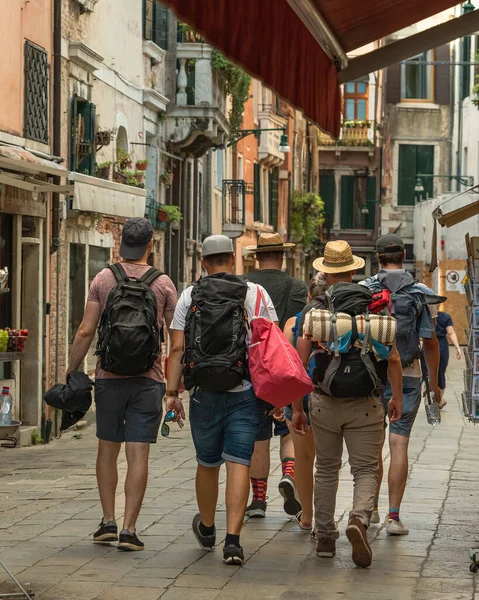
[
  {"x1": 389, "y1": 508, "x2": 400, "y2": 522},
  {"x1": 282, "y1": 458, "x2": 295, "y2": 478},
  {"x1": 251, "y1": 477, "x2": 268, "y2": 503}
]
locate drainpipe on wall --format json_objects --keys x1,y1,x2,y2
[{"x1": 51, "y1": 0, "x2": 62, "y2": 254}]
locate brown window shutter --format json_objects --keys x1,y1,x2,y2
[
  {"x1": 434, "y1": 45, "x2": 451, "y2": 105},
  {"x1": 386, "y1": 63, "x2": 401, "y2": 104}
]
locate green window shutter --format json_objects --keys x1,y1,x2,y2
[
  {"x1": 417, "y1": 145, "x2": 434, "y2": 199},
  {"x1": 70, "y1": 95, "x2": 78, "y2": 172},
  {"x1": 319, "y1": 173, "x2": 335, "y2": 230},
  {"x1": 340, "y1": 176, "x2": 355, "y2": 229},
  {"x1": 398, "y1": 145, "x2": 417, "y2": 206},
  {"x1": 365, "y1": 176, "x2": 377, "y2": 230},
  {"x1": 269, "y1": 168, "x2": 279, "y2": 229},
  {"x1": 398, "y1": 144, "x2": 434, "y2": 205},
  {"x1": 254, "y1": 163, "x2": 261, "y2": 222}
]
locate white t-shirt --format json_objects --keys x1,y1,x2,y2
[{"x1": 171, "y1": 281, "x2": 278, "y2": 392}]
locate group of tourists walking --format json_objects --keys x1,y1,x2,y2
[{"x1": 65, "y1": 217, "x2": 447, "y2": 569}]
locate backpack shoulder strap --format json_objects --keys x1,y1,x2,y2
[
  {"x1": 109, "y1": 263, "x2": 128, "y2": 283},
  {"x1": 139, "y1": 267, "x2": 164, "y2": 287}
]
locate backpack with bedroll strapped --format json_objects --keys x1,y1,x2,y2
[
  {"x1": 183, "y1": 273, "x2": 249, "y2": 392},
  {"x1": 309, "y1": 283, "x2": 391, "y2": 399},
  {"x1": 95, "y1": 263, "x2": 164, "y2": 376}
]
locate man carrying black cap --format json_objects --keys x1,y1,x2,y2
[
  {"x1": 66, "y1": 217, "x2": 178, "y2": 551},
  {"x1": 360, "y1": 233, "x2": 441, "y2": 536}
]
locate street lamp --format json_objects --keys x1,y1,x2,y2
[
  {"x1": 414, "y1": 177, "x2": 424, "y2": 202},
  {"x1": 278, "y1": 132, "x2": 291, "y2": 153},
  {"x1": 463, "y1": 1, "x2": 475, "y2": 13},
  {"x1": 228, "y1": 128, "x2": 290, "y2": 153}
]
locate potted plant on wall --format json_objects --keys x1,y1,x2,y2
[
  {"x1": 136, "y1": 159, "x2": 148, "y2": 171},
  {"x1": 117, "y1": 148, "x2": 133, "y2": 171},
  {"x1": 160, "y1": 169, "x2": 174, "y2": 188},
  {"x1": 96, "y1": 161, "x2": 113, "y2": 180},
  {"x1": 157, "y1": 205, "x2": 182, "y2": 225}
]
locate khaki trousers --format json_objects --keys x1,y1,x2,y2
[{"x1": 309, "y1": 391, "x2": 384, "y2": 540}]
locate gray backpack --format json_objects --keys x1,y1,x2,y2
[{"x1": 361, "y1": 272, "x2": 424, "y2": 368}]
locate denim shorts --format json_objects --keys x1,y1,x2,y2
[
  {"x1": 94, "y1": 378, "x2": 165, "y2": 443},
  {"x1": 283, "y1": 396, "x2": 311, "y2": 426},
  {"x1": 382, "y1": 377, "x2": 422, "y2": 437},
  {"x1": 189, "y1": 388, "x2": 266, "y2": 467}
]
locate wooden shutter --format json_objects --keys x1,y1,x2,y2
[
  {"x1": 340, "y1": 175, "x2": 354, "y2": 229},
  {"x1": 386, "y1": 63, "x2": 401, "y2": 104},
  {"x1": 435, "y1": 45, "x2": 451, "y2": 105},
  {"x1": 319, "y1": 173, "x2": 335, "y2": 231},
  {"x1": 365, "y1": 176, "x2": 377, "y2": 230},
  {"x1": 417, "y1": 145, "x2": 434, "y2": 199},
  {"x1": 398, "y1": 145, "x2": 416, "y2": 206},
  {"x1": 254, "y1": 163, "x2": 261, "y2": 222},
  {"x1": 268, "y1": 168, "x2": 279, "y2": 229}
]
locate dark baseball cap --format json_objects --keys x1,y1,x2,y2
[
  {"x1": 376, "y1": 233, "x2": 405, "y2": 254},
  {"x1": 120, "y1": 217, "x2": 153, "y2": 260}
]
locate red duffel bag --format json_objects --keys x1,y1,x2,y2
[{"x1": 248, "y1": 288, "x2": 313, "y2": 408}]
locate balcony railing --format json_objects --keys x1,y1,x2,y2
[
  {"x1": 177, "y1": 23, "x2": 205, "y2": 43},
  {"x1": 318, "y1": 120, "x2": 378, "y2": 149}
]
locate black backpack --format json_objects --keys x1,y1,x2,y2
[
  {"x1": 313, "y1": 283, "x2": 389, "y2": 399},
  {"x1": 184, "y1": 273, "x2": 249, "y2": 392},
  {"x1": 95, "y1": 263, "x2": 163, "y2": 376}
]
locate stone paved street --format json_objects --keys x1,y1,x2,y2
[{"x1": 1, "y1": 359, "x2": 479, "y2": 600}]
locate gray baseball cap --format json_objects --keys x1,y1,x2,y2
[
  {"x1": 120, "y1": 217, "x2": 153, "y2": 260},
  {"x1": 202, "y1": 235, "x2": 234, "y2": 257}
]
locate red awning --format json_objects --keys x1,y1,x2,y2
[{"x1": 164, "y1": 0, "x2": 468, "y2": 137}]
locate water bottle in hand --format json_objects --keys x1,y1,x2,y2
[
  {"x1": 425, "y1": 391, "x2": 441, "y2": 426},
  {"x1": 0, "y1": 386, "x2": 12, "y2": 426}
]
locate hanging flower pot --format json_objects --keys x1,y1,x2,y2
[
  {"x1": 134, "y1": 171, "x2": 144, "y2": 184},
  {"x1": 158, "y1": 209, "x2": 169, "y2": 222},
  {"x1": 136, "y1": 160, "x2": 148, "y2": 171}
]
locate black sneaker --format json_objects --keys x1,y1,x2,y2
[
  {"x1": 278, "y1": 474, "x2": 302, "y2": 516},
  {"x1": 245, "y1": 500, "x2": 267, "y2": 518},
  {"x1": 93, "y1": 519, "x2": 118, "y2": 543},
  {"x1": 117, "y1": 529, "x2": 144, "y2": 552},
  {"x1": 223, "y1": 544, "x2": 244, "y2": 566},
  {"x1": 192, "y1": 513, "x2": 216, "y2": 551}
]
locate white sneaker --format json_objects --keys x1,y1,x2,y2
[
  {"x1": 370, "y1": 510, "x2": 380, "y2": 524},
  {"x1": 386, "y1": 518, "x2": 409, "y2": 536}
]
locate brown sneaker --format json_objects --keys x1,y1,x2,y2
[
  {"x1": 316, "y1": 536, "x2": 336, "y2": 557},
  {"x1": 346, "y1": 517, "x2": 372, "y2": 568}
]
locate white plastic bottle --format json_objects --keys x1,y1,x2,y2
[
  {"x1": 0, "y1": 386, "x2": 12, "y2": 426},
  {"x1": 425, "y1": 391, "x2": 441, "y2": 426}
]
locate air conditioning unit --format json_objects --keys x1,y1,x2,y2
[{"x1": 75, "y1": 0, "x2": 99, "y2": 13}]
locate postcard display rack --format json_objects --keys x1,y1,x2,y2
[{"x1": 464, "y1": 235, "x2": 479, "y2": 423}]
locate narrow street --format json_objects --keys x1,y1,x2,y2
[{"x1": 0, "y1": 359, "x2": 476, "y2": 600}]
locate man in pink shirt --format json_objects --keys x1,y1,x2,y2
[{"x1": 67, "y1": 217, "x2": 177, "y2": 551}]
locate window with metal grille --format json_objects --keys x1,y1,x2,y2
[
  {"x1": 144, "y1": 0, "x2": 169, "y2": 50},
  {"x1": 24, "y1": 41, "x2": 48, "y2": 143}
]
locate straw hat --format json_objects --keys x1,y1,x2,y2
[
  {"x1": 246, "y1": 232, "x2": 295, "y2": 254},
  {"x1": 313, "y1": 240, "x2": 365, "y2": 274}
]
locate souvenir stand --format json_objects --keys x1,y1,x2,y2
[{"x1": 462, "y1": 235, "x2": 479, "y2": 573}]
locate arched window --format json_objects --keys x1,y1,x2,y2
[{"x1": 116, "y1": 126, "x2": 128, "y2": 153}]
